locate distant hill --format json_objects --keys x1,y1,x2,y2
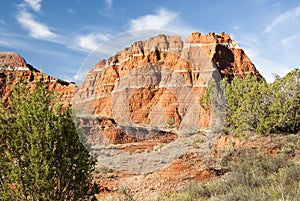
[{"x1": 0, "y1": 52, "x2": 74, "y2": 106}]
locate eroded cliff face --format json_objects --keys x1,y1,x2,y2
[
  {"x1": 0, "y1": 31, "x2": 260, "y2": 141},
  {"x1": 0, "y1": 52, "x2": 74, "y2": 106},
  {"x1": 186, "y1": 32, "x2": 260, "y2": 79},
  {"x1": 74, "y1": 32, "x2": 260, "y2": 133}
]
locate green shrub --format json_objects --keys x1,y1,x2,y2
[
  {"x1": 0, "y1": 79, "x2": 97, "y2": 200},
  {"x1": 222, "y1": 68, "x2": 300, "y2": 135}
]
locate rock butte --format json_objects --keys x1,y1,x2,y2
[{"x1": 73, "y1": 32, "x2": 260, "y2": 138}]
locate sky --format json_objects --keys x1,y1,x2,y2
[{"x1": 0, "y1": 0, "x2": 299, "y2": 83}]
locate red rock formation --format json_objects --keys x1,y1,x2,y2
[
  {"x1": 74, "y1": 32, "x2": 261, "y2": 132},
  {"x1": 0, "y1": 52, "x2": 27, "y2": 69},
  {"x1": 0, "y1": 52, "x2": 74, "y2": 106},
  {"x1": 0, "y1": 32, "x2": 261, "y2": 136},
  {"x1": 186, "y1": 32, "x2": 260, "y2": 79}
]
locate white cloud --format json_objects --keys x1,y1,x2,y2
[
  {"x1": 128, "y1": 8, "x2": 197, "y2": 36},
  {"x1": 24, "y1": 0, "x2": 42, "y2": 12},
  {"x1": 104, "y1": 0, "x2": 113, "y2": 8},
  {"x1": 265, "y1": 6, "x2": 300, "y2": 33},
  {"x1": 15, "y1": 0, "x2": 63, "y2": 42},
  {"x1": 281, "y1": 35, "x2": 299, "y2": 45},
  {"x1": 75, "y1": 33, "x2": 111, "y2": 52},
  {"x1": 16, "y1": 8, "x2": 57, "y2": 40},
  {"x1": 129, "y1": 8, "x2": 178, "y2": 30}
]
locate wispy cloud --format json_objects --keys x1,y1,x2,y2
[
  {"x1": 75, "y1": 33, "x2": 111, "y2": 52},
  {"x1": 16, "y1": 0, "x2": 61, "y2": 42},
  {"x1": 14, "y1": 0, "x2": 111, "y2": 56},
  {"x1": 281, "y1": 35, "x2": 299, "y2": 45},
  {"x1": 233, "y1": 25, "x2": 299, "y2": 82},
  {"x1": 24, "y1": 0, "x2": 42, "y2": 12},
  {"x1": 0, "y1": 31, "x2": 32, "y2": 49},
  {"x1": 104, "y1": 0, "x2": 113, "y2": 8},
  {"x1": 242, "y1": 45, "x2": 285, "y2": 82},
  {"x1": 0, "y1": 40, "x2": 11, "y2": 47},
  {"x1": 232, "y1": 33, "x2": 280, "y2": 82},
  {"x1": 265, "y1": 6, "x2": 300, "y2": 33},
  {"x1": 259, "y1": 6, "x2": 300, "y2": 80},
  {"x1": 16, "y1": 8, "x2": 58, "y2": 40}
]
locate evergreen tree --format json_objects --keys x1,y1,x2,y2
[
  {"x1": 222, "y1": 74, "x2": 265, "y2": 133},
  {"x1": 0, "y1": 80, "x2": 97, "y2": 200},
  {"x1": 222, "y1": 68, "x2": 300, "y2": 135},
  {"x1": 267, "y1": 68, "x2": 300, "y2": 133}
]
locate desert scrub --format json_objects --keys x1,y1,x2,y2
[
  {"x1": 99, "y1": 186, "x2": 136, "y2": 201},
  {"x1": 168, "y1": 153, "x2": 300, "y2": 201}
]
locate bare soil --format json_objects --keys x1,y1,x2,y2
[{"x1": 93, "y1": 132, "x2": 300, "y2": 200}]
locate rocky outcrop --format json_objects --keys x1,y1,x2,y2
[
  {"x1": 0, "y1": 31, "x2": 261, "y2": 144},
  {"x1": 0, "y1": 52, "x2": 27, "y2": 69},
  {"x1": 77, "y1": 116, "x2": 178, "y2": 146},
  {"x1": 74, "y1": 32, "x2": 260, "y2": 134},
  {"x1": 0, "y1": 52, "x2": 74, "y2": 106},
  {"x1": 185, "y1": 32, "x2": 260, "y2": 79}
]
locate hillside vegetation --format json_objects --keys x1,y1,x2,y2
[
  {"x1": 223, "y1": 68, "x2": 299, "y2": 135},
  {"x1": 165, "y1": 68, "x2": 300, "y2": 201},
  {"x1": 0, "y1": 68, "x2": 299, "y2": 201}
]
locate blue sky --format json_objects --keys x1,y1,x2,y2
[{"x1": 0, "y1": 0, "x2": 299, "y2": 82}]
